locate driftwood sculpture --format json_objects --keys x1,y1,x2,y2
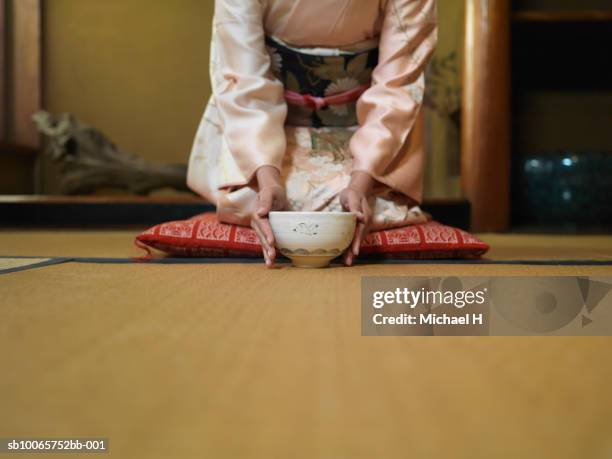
[{"x1": 33, "y1": 111, "x2": 191, "y2": 195}]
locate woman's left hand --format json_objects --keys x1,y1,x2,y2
[{"x1": 339, "y1": 171, "x2": 374, "y2": 266}]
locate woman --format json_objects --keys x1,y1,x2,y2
[{"x1": 187, "y1": 0, "x2": 438, "y2": 267}]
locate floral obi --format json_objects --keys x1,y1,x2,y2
[{"x1": 265, "y1": 37, "x2": 379, "y2": 128}]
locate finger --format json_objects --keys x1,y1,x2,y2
[
  {"x1": 355, "y1": 223, "x2": 371, "y2": 256},
  {"x1": 352, "y1": 201, "x2": 371, "y2": 256},
  {"x1": 352, "y1": 222, "x2": 367, "y2": 256},
  {"x1": 252, "y1": 222, "x2": 270, "y2": 265},
  {"x1": 255, "y1": 217, "x2": 277, "y2": 265},
  {"x1": 258, "y1": 217, "x2": 275, "y2": 247},
  {"x1": 251, "y1": 218, "x2": 273, "y2": 261},
  {"x1": 340, "y1": 191, "x2": 360, "y2": 213},
  {"x1": 257, "y1": 192, "x2": 273, "y2": 217},
  {"x1": 343, "y1": 248, "x2": 354, "y2": 267},
  {"x1": 348, "y1": 194, "x2": 365, "y2": 221},
  {"x1": 263, "y1": 248, "x2": 271, "y2": 266},
  {"x1": 259, "y1": 237, "x2": 274, "y2": 267},
  {"x1": 361, "y1": 196, "x2": 372, "y2": 220}
]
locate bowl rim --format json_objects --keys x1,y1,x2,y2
[{"x1": 269, "y1": 211, "x2": 356, "y2": 217}]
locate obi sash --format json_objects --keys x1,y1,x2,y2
[{"x1": 265, "y1": 36, "x2": 379, "y2": 128}]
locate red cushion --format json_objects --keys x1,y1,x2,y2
[{"x1": 135, "y1": 212, "x2": 489, "y2": 259}]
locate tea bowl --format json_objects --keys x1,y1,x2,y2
[{"x1": 268, "y1": 211, "x2": 356, "y2": 268}]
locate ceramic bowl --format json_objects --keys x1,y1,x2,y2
[{"x1": 269, "y1": 211, "x2": 356, "y2": 268}]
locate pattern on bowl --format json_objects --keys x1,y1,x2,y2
[
  {"x1": 292, "y1": 223, "x2": 319, "y2": 236},
  {"x1": 279, "y1": 247, "x2": 342, "y2": 256}
]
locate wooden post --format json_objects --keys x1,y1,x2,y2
[
  {"x1": 461, "y1": 0, "x2": 511, "y2": 232},
  {"x1": 0, "y1": 0, "x2": 6, "y2": 140},
  {"x1": 11, "y1": 0, "x2": 41, "y2": 148}
]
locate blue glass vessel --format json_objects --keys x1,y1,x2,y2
[{"x1": 513, "y1": 151, "x2": 612, "y2": 225}]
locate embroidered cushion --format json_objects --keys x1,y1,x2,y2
[{"x1": 135, "y1": 213, "x2": 489, "y2": 260}]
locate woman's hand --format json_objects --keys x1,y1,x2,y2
[
  {"x1": 340, "y1": 171, "x2": 374, "y2": 266},
  {"x1": 251, "y1": 166, "x2": 287, "y2": 268}
]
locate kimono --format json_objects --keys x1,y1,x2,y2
[{"x1": 187, "y1": 0, "x2": 438, "y2": 229}]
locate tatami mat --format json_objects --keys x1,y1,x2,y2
[
  {"x1": 1, "y1": 261, "x2": 612, "y2": 458},
  {"x1": 0, "y1": 257, "x2": 59, "y2": 274},
  {"x1": 2, "y1": 230, "x2": 612, "y2": 458}
]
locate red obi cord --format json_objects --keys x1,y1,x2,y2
[{"x1": 284, "y1": 84, "x2": 370, "y2": 110}]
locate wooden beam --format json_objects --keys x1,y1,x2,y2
[
  {"x1": 461, "y1": 0, "x2": 511, "y2": 232},
  {"x1": 513, "y1": 10, "x2": 612, "y2": 23},
  {"x1": 0, "y1": 0, "x2": 6, "y2": 140},
  {"x1": 11, "y1": 0, "x2": 41, "y2": 148}
]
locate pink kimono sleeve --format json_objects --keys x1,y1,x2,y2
[
  {"x1": 213, "y1": 0, "x2": 288, "y2": 183},
  {"x1": 349, "y1": 0, "x2": 437, "y2": 186}
]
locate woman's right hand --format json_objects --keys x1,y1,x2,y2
[{"x1": 251, "y1": 166, "x2": 287, "y2": 268}]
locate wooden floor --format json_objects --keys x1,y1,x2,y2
[{"x1": 1, "y1": 230, "x2": 612, "y2": 458}]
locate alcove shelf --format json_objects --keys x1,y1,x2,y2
[{"x1": 510, "y1": 6, "x2": 612, "y2": 229}]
